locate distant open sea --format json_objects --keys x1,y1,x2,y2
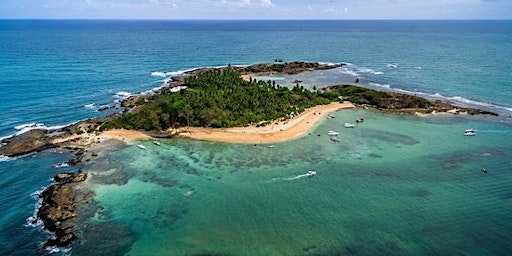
[{"x1": 0, "y1": 20, "x2": 511, "y2": 255}]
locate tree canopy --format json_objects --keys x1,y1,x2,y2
[
  {"x1": 101, "y1": 68, "x2": 333, "y2": 131},
  {"x1": 100, "y1": 68, "x2": 441, "y2": 132}
]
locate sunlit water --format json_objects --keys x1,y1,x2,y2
[
  {"x1": 71, "y1": 110, "x2": 512, "y2": 255},
  {"x1": 1, "y1": 20, "x2": 512, "y2": 255}
]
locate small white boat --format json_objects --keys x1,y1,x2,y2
[
  {"x1": 464, "y1": 131, "x2": 476, "y2": 136},
  {"x1": 464, "y1": 128, "x2": 476, "y2": 136},
  {"x1": 327, "y1": 114, "x2": 336, "y2": 119},
  {"x1": 153, "y1": 141, "x2": 161, "y2": 146},
  {"x1": 344, "y1": 123, "x2": 355, "y2": 128},
  {"x1": 268, "y1": 145, "x2": 275, "y2": 148},
  {"x1": 327, "y1": 131, "x2": 339, "y2": 136},
  {"x1": 137, "y1": 144, "x2": 146, "y2": 150},
  {"x1": 305, "y1": 170, "x2": 317, "y2": 177}
]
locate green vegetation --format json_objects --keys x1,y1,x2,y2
[
  {"x1": 330, "y1": 85, "x2": 433, "y2": 109},
  {"x1": 269, "y1": 64, "x2": 285, "y2": 72},
  {"x1": 100, "y1": 68, "x2": 439, "y2": 132},
  {"x1": 101, "y1": 68, "x2": 333, "y2": 131}
]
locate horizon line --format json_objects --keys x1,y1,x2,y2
[{"x1": 1, "y1": 18, "x2": 511, "y2": 21}]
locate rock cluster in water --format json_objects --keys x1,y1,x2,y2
[{"x1": 36, "y1": 171, "x2": 88, "y2": 249}]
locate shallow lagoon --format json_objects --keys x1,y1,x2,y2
[{"x1": 73, "y1": 110, "x2": 512, "y2": 255}]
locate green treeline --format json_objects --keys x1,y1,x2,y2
[
  {"x1": 101, "y1": 69, "x2": 334, "y2": 131},
  {"x1": 100, "y1": 68, "x2": 436, "y2": 132}
]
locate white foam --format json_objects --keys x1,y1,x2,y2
[
  {"x1": 318, "y1": 61, "x2": 343, "y2": 66},
  {"x1": 355, "y1": 67, "x2": 384, "y2": 76},
  {"x1": 0, "y1": 155, "x2": 16, "y2": 162},
  {"x1": 448, "y1": 96, "x2": 495, "y2": 108},
  {"x1": 14, "y1": 121, "x2": 78, "y2": 136},
  {"x1": 25, "y1": 188, "x2": 45, "y2": 228},
  {"x1": 503, "y1": 106, "x2": 512, "y2": 112},
  {"x1": 84, "y1": 103, "x2": 95, "y2": 109},
  {"x1": 339, "y1": 68, "x2": 359, "y2": 77},
  {"x1": 45, "y1": 246, "x2": 72, "y2": 254},
  {"x1": 141, "y1": 84, "x2": 168, "y2": 96},
  {"x1": 25, "y1": 216, "x2": 43, "y2": 228},
  {"x1": 52, "y1": 162, "x2": 70, "y2": 168},
  {"x1": 0, "y1": 134, "x2": 14, "y2": 141},
  {"x1": 113, "y1": 91, "x2": 132, "y2": 99},
  {"x1": 150, "y1": 71, "x2": 168, "y2": 77},
  {"x1": 421, "y1": 93, "x2": 512, "y2": 114},
  {"x1": 368, "y1": 82, "x2": 391, "y2": 89},
  {"x1": 14, "y1": 122, "x2": 44, "y2": 130},
  {"x1": 267, "y1": 173, "x2": 314, "y2": 183},
  {"x1": 151, "y1": 68, "x2": 197, "y2": 78}
]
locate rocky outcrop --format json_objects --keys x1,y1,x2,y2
[
  {"x1": 120, "y1": 96, "x2": 139, "y2": 108},
  {"x1": 36, "y1": 171, "x2": 88, "y2": 249},
  {"x1": 0, "y1": 129, "x2": 53, "y2": 157},
  {"x1": 321, "y1": 84, "x2": 499, "y2": 116},
  {"x1": 240, "y1": 61, "x2": 343, "y2": 75},
  {"x1": 0, "y1": 118, "x2": 113, "y2": 158}
]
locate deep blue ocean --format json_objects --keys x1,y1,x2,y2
[{"x1": 1, "y1": 20, "x2": 511, "y2": 255}]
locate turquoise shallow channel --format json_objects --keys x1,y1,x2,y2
[{"x1": 72, "y1": 109, "x2": 512, "y2": 255}]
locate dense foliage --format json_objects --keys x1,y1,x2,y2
[
  {"x1": 330, "y1": 85, "x2": 433, "y2": 109},
  {"x1": 101, "y1": 69, "x2": 333, "y2": 131}
]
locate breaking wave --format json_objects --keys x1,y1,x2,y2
[
  {"x1": 364, "y1": 82, "x2": 512, "y2": 116},
  {"x1": 0, "y1": 155, "x2": 16, "y2": 162},
  {"x1": 113, "y1": 91, "x2": 132, "y2": 99}
]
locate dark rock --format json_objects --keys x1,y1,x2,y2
[
  {"x1": 0, "y1": 129, "x2": 52, "y2": 157},
  {"x1": 120, "y1": 96, "x2": 139, "y2": 108},
  {"x1": 37, "y1": 171, "x2": 88, "y2": 249},
  {"x1": 240, "y1": 61, "x2": 341, "y2": 75},
  {"x1": 54, "y1": 172, "x2": 74, "y2": 182},
  {"x1": 97, "y1": 105, "x2": 109, "y2": 111}
]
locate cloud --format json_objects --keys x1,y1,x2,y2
[
  {"x1": 260, "y1": 0, "x2": 274, "y2": 7},
  {"x1": 149, "y1": 0, "x2": 177, "y2": 8}
]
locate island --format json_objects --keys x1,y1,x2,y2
[{"x1": 0, "y1": 61, "x2": 499, "y2": 250}]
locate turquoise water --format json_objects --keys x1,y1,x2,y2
[
  {"x1": 0, "y1": 151, "x2": 74, "y2": 255},
  {"x1": 1, "y1": 20, "x2": 512, "y2": 140},
  {"x1": 70, "y1": 110, "x2": 512, "y2": 255},
  {"x1": 1, "y1": 20, "x2": 512, "y2": 254}
]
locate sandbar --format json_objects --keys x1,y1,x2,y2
[
  {"x1": 101, "y1": 129, "x2": 152, "y2": 141},
  {"x1": 173, "y1": 101, "x2": 355, "y2": 144}
]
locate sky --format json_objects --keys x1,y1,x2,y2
[{"x1": 0, "y1": 0, "x2": 511, "y2": 20}]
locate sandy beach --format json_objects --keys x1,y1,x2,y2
[
  {"x1": 101, "y1": 129, "x2": 152, "y2": 141},
  {"x1": 173, "y1": 101, "x2": 355, "y2": 144},
  {"x1": 45, "y1": 102, "x2": 354, "y2": 152}
]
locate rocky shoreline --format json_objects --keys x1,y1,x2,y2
[
  {"x1": 0, "y1": 61, "x2": 342, "y2": 158},
  {"x1": 34, "y1": 171, "x2": 88, "y2": 249},
  {"x1": 320, "y1": 84, "x2": 499, "y2": 116},
  {"x1": 0, "y1": 61, "x2": 501, "y2": 251}
]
